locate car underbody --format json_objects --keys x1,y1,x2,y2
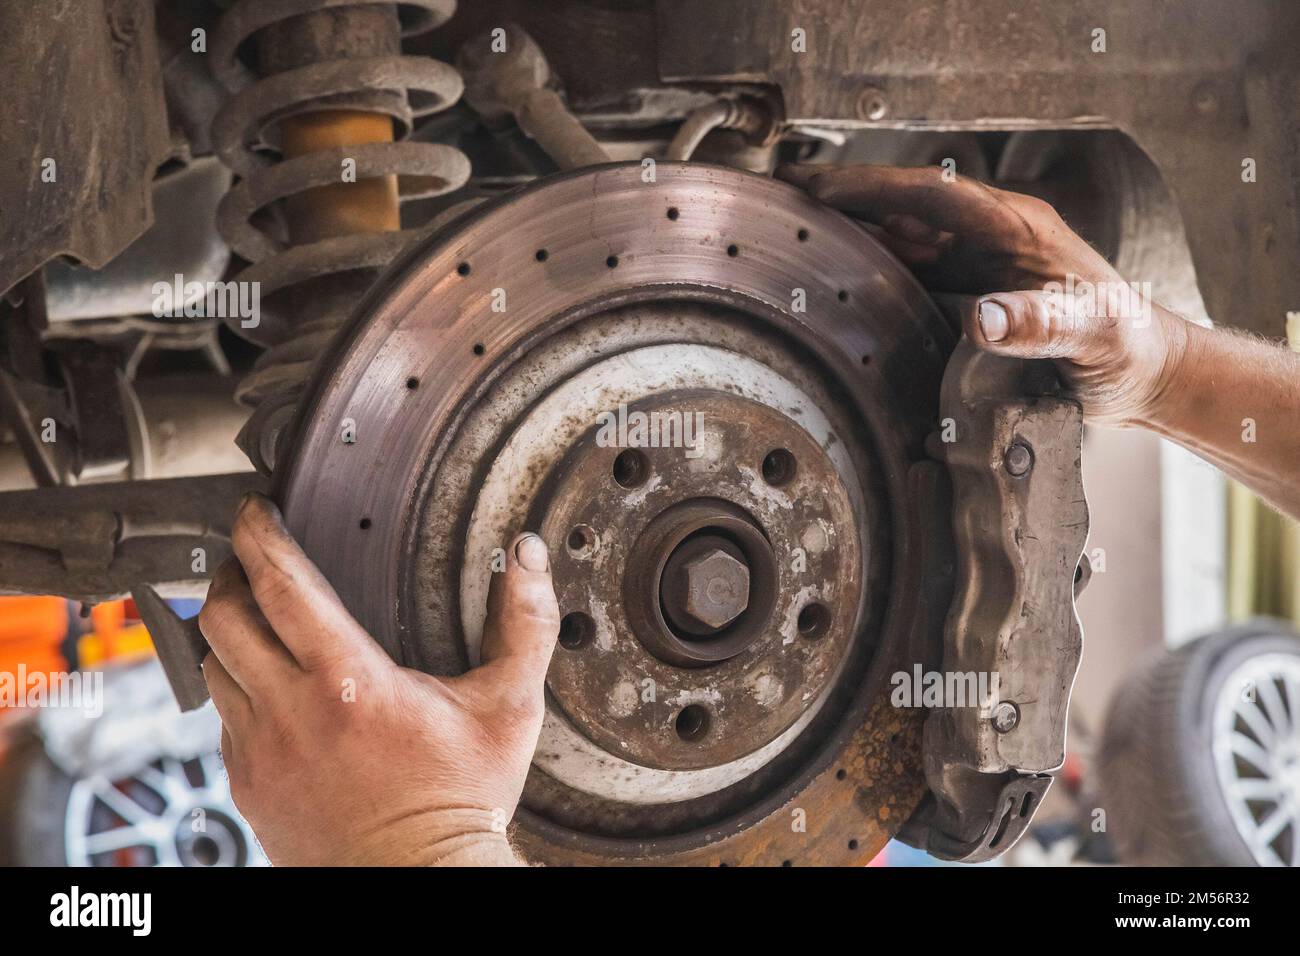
[{"x1": 0, "y1": 0, "x2": 1295, "y2": 865}]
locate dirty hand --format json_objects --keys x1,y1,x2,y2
[
  {"x1": 199, "y1": 494, "x2": 560, "y2": 866},
  {"x1": 777, "y1": 163, "x2": 1186, "y2": 427}
]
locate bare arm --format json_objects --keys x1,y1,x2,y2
[
  {"x1": 1142, "y1": 316, "x2": 1300, "y2": 517},
  {"x1": 778, "y1": 163, "x2": 1300, "y2": 521}
]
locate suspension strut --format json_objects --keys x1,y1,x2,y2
[{"x1": 209, "y1": 0, "x2": 469, "y2": 473}]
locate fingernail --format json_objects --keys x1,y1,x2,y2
[
  {"x1": 239, "y1": 491, "x2": 270, "y2": 513},
  {"x1": 978, "y1": 300, "x2": 1009, "y2": 342},
  {"x1": 239, "y1": 492, "x2": 286, "y2": 529},
  {"x1": 515, "y1": 533, "x2": 549, "y2": 572}
]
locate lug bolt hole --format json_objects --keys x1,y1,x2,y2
[
  {"x1": 797, "y1": 602, "x2": 830, "y2": 639},
  {"x1": 566, "y1": 524, "x2": 597, "y2": 558},
  {"x1": 761, "y1": 448, "x2": 797, "y2": 487},
  {"x1": 675, "y1": 704, "x2": 711, "y2": 742},
  {"x1": 612, "y1": 448, "x2": 649, "y2": 488},
  {"x1": 558, "y1": 611, "x2": 595, "y2": 650}
]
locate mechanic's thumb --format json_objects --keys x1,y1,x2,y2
[
  {"x1": 961, "y1": 290, "x2": 1098, "y2": 361},
  {"x1": 478, "y1": 532, "x2": 561, "y2": 685}
]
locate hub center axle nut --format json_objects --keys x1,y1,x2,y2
[
  {"x1": 667, "y1": 546, "x2": 751, "y2": 633},
  {"x1": 625, "y1": 500, "x2": 779, "y2": 668}
]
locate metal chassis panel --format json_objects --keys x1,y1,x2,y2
[{"x1": 653, "y1": 0, "x2": 1299, "y2": 339}]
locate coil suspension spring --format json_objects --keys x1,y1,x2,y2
[{"x1": 209, "y1": 0, "x2": 469, "y2": 472}]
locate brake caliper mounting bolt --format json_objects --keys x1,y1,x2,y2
[
  {"x1": 991, "y1": 701, "x2": 1020, "y2": 734},
  {"x1": 1003, "y1": 442, "x2": 1033, "y2": 477}
]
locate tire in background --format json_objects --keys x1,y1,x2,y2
[
  {"x1": 0, "y1": 730, "x2": 75, "y2": 866},
  {"x1": 1098, "y1": 620, "x2": 1300, "y2": 866}
]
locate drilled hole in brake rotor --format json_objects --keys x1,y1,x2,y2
[
  {"x1": 612, "y1": 448, "x2": 649, "y2": 488},
  {"x1": 761, "y1": 448, "x2": 797, "y2": 486},
  {"x1": 675, "y1": 704, "x2": 711, "y2": 742},
  {"x1": 558, "y1": 611, "x2": 595, "y2": 650},
  {"x1": 567, "y1": 524, "x2": 597, "y2": 558},
  {"x1": 797, "y1": 602, "x2": 830, "y2": 639}
]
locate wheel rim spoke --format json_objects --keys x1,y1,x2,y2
[
  {"x1": 1254, "y1": 805, "x2": 1290, "y2": 847},
  {"x1": 84, "y1": 825, "x2": 154, "y2": 856},
  {"x1": 1232, "y1": 777, "x2": 1281, "y2": 801},
  {"x1": 134, "y1": 764, "x2": 185, "y2": 802},
  {"x1": 1255, "y1": 677, "x2": 1290, "y2": 741},
  {"x1": 1229, "y1": 732, "x2": 1274, "y2": 774},
  {"x1": 1282, "y1": 672, "x2": 1300, "y2": 739},
  {"x1": 1234, "y1": 697, "x2": 1276, "y2": 747},
  {"x1": 90, "y1": 779, "x2": 156, "y2": 826}
]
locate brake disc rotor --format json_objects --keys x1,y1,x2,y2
[{"x1": 278, "y1": 163, "x2": 956, "y2": 865}]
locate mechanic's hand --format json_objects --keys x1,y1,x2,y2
[
  {"x1": 199, "y1": 493, "x2": 560, "y2": 866},
  {"x1": 777, "y1": 163, "x2": 1187, "y2": 426}
]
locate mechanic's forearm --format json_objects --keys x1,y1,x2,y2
[{"x1": 1140, "y1": 309, "x2": 1300, "y2": 520}]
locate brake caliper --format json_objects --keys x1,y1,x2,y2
[{"x1": 904, "y1": 340, "x2": 1090, "y2": 862}]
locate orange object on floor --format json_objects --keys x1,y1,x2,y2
[
  {"x1": 0, "y1": 596, "x2": 155, "y2": 713},
  {"x1": 0, "y1": 596, "x2": 69, "y2": 695},
  {"x1": 77, "y1": 600, "x2": 153, "y2": 667}
]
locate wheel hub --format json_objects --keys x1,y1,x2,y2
[
  {"x1": 279, "y1": 163, "x2": 955, "y2": 864},
  {"x1": 174, "y1": 811, "x2": 242, "y2": 867},
  {"x1": 532, "y1": 385, "x2": 860, "y2": 773}
]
